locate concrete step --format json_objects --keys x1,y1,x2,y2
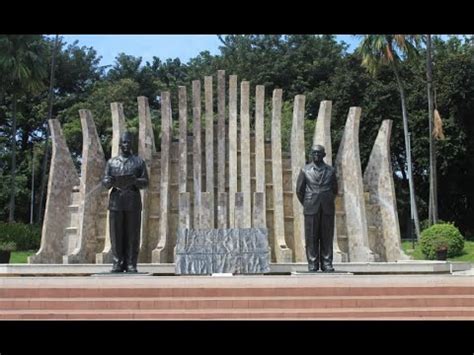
[
  {"x1": 1, "y1": 286, "x2": 473, "y2": 298},
  {"x1": 1, "y1": 307, "x2": 473, "y2": 320},
  {"x1": 1, "y1": 295, "x2": 473, "y2": 311}
]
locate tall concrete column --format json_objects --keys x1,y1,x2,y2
[
  {"x1": 253, "y1": 192, "x2": 266, "y2": 229},
  {"x1": 271, "y1": 89, "x2": 293, "y2": 262},
  {"x1": 228, "y1": 75, "x2": 238, "y2": 228},
  {"x1": 65, "y1": 110, "x2": 106, "y2": 264},
  {"x1": 217, "y1": 70, "x2": 226, "y2": 195},
  {"x1": 152, "y1": 92, "x2": 172, "y2": 263},
  {"x1": 290, "y1": 95, "x2": 306, "y2": 262},
  {"x1": 205, "y1": 76, "x2": 215, "y2": 227},
  {"x1": 335, "y1": 107, "x2": 375, "y2": 262},
  {"x1": 178, "y1": 86, "x2": 188, "y2": 194},
  {"x1": 29, "y1": 119, "x2": 80, "y2": 264},
  {"x1": 137, "y1": 96, "x2": 156, "y2": 263},
  {"x1": 240, "y1": 81, "x2": 251, "y2": 228},
  {"x1": 255, "y1": 85, "x2": 266, "y2": 227},
  {"x1": 200, "y1": 192, "x2": 213, "y2": 229},
  {"x1": 363, "y1": 120, "x2": 409, "y2": 261},
  {"x1": 192, "y1": 80, "x2": 202, "y2": 229},
  {"x1": 234, "y1": 192, "x2": 244, "y2": 228},
  {"x1": 217, "y1": 192, "x2": 228, "y2": 229},
  {"x1": 96, "y1": 103, "x2": 126, "y2": 264},
  {"x1": 313, "y1": 100, "x2": 347, "y2": 262}
]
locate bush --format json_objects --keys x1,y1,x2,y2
[
  {"x1": 0, "y1": 223, "x2": 41, "y2": 251},
  {"x1": 420, "y1": 219, "x2": 446, "y2": 232},
  {"x1": 419, "y1": 223, "x2": 464, "y2": 259},
  {"x1": 0, "y1": 241, "x2": 17, "y2": 252}
]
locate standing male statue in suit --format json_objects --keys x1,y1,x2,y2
[
  {"x1": 102, "y1": 132, "x2": 148, "y2": 273},
  {"x1": 296, "y1": 145, "x2": 337, "y2": 272}
]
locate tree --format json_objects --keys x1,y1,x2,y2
[
  {"x1": 0, "y1": 35, "x2": 47, "y2": 222},
  {"x1": 357, "y1": 35, "x2": 421, "y2": 239},
  {"x1": 425, "y1": 34, "x2": 438, "y2": 225},
  {"x1": 37, "y1": 35, "x2": 60, "y2": 224}
]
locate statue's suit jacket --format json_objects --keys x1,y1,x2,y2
[
  {"x1": 103, "y1": 154, "x2": 148, "y2": 211},
  {"x1": 296, "y1": 162, "x2": 338, "y2": 215}
]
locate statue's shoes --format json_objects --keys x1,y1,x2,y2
[{"x1": 126, "y1": 266, "x2": 138, "y2": 273}]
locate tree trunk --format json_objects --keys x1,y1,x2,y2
[
  {"x1": 8, "y1": 96, "x2": 17, "y2": 223},
  {"x1": 37, "y1": 35, "x2": 59, "y2": 224},
  {"x1": 426, "y1": 34, "x2": 438, "y2": 225},
  {"x1": 391, "y1": 58, "x2": 421, "y2": 239}
]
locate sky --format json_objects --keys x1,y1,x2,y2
[{"x1": 58, "y1": 35, "x2": 361, "y2": 68}]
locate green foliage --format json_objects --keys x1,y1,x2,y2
[
  {"x1": 419, "y1": 223, "x2": 464, "y2": 259},
  {"x1": 0, "y1": 240, "x2": 16, "y2": 251},
  {"x1": 0, "y1": 222, "x2": 41, "y2": 250},
  {"x1": 420, "y1": 219, "x2": 447, "y2": 232}
]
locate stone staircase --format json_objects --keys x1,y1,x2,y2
[{"x1": 1, "y1": 276, "x2": 472, "y2": 320}]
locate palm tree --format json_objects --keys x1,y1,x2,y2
[
  {"x1": 357, "y1": 35, "x2": 421, "y2": 239},
  {"x1": 0, "y1": 35, "x2": 47, "y2": 222}
]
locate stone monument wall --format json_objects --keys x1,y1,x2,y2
[{"x1": 31, "y1": 71, "x2": 406, "y2": 264}]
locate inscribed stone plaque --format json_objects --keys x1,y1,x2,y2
[{"x1": 175, "y1": 228, "x2": 270, "y2": 275}]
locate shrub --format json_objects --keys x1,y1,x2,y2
[
  {"x1": 0, "y1": 223, "x2": 41, "y2": 251},
  {"x1": 419, "y1": 223, "x2": 464, "y2": 259},
  {"x1": 420, "y1": 219, "x2": 446, "y2": 232},
  {"x1": 0, "y1": 241, "x2": 17, "y2": 252}
]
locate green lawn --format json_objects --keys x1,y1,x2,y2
[
  {"x1": 9, "y1": 250, "x2": 36, "y2": 263},
  {"x1": 401, "y1": 240, "x2": 474, "y2": 262},
  {"x1": 8, "y1": 242, "x2": 474, "y2": 264}
]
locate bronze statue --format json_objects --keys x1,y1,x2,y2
[
  {"x1": 102, "y1": 132, "x2": 148, "y2": 273},
  {"x1": 296, "y1": 145, "x2": 337, "y2": 272}
]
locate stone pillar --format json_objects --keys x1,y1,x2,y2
[
  {"x1": 255, "y1": 85, "x2": 266, "y2": 227},
  {"x1": 178, "y1": 86, "x2": 188, "y2": 194},
  {"x1": 29, "y1": 119, "x2": 80, "y2": 264},
  {"x1": 253, "y1": 192, "x2": 266, "y2": 229},
  {"x1": 271, "y1": 89, "x2": 293, "y2": 262},
  {"x1": 152, "y1": 92, "x2": 172, "y2": 263},
  {"x1": 138, "y1": 96, "x2": 156, "y2": 161},
  {"x1": 313, "y1": 100, "x2": 347, "y2": 262},
  {"x1": 178, "y1": 192, "x2": 191, "y2": 230},
  {"x1": 217, "y1": 192, "x2": 228, "y2": 229},
  {"x1": 228, "y1": 75, "x2": 238, "y2": 228},
  {"x1": 192, "y1": 80, "x2": 202, "y2": 229},
  {"x1": 200, "y1": 192, "x2": 213, "y2": 229},
  {"x1": 64, "y1": 110, "x2": 106, "y2": 264},
  {"x1": 217, "y1": 70, "x2": 226, "y2": 195},
  {"x1": 137, "y1": 97, "x2": 156, "y2": 263},
  {"x1": 240, "y1": 81, "x2": 251, "y2": 228},
  {"x1": 234, "y1": 192, "x2": 245, "y2": 228},
  {"x1": 204, "y1": 76, "x2": 215, "y2": 227},
  {"x1": 96, "y1": 102, "x2": 126, "y2": 264},
  {"x1": 290, "y1": 95, "x2": 306, "y2": 262},
  {"x1": 313, "y1": 100, "x2": 333, "y2": 164},
  {"x1": 364, "y1": 120, "x2": 409, "y2": 261},
  {"x1": 335, "y1": 107, "x2": 375, "y2": 262}
]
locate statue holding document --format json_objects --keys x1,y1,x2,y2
[{"x1": 102, "y1": 132, "x2": 148, "y2": 273}]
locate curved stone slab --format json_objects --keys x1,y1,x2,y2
[
  {"x1": 152, "y1": 92, "x2": 172, "y2": 263},
  {"x1": 290, "y1": 95, "x2": 306, "y2": 262},
  {"x1": 313, "y1": 100, "x2": 347, "y2": 262},
  {"x1": 96, "y1": 102, "x2": 126, "y2": 264},
  {"x1": 137, "y1": 97, "x2": 156, "y2": 263},
  {"x1": 363, "y1": 120, "x2": 409, "y2": 261},
  {"x1": 271, "y1": 89, "x2": 293, "y2": 262},
  {"x1": 64, "y1": 110, "x2": 106, "y2": 264},
  {"x1": 29, "y1": 119, "x2": 80, "y2": 264},
  {"x1": 335, "y1": 107, "x2": 375, "y2": 262}
]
